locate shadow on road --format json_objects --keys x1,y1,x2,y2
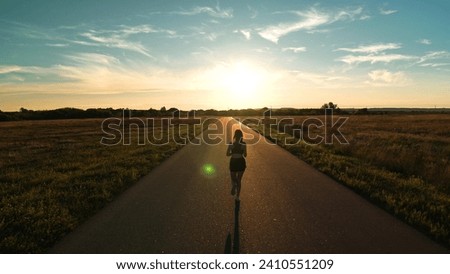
[{"x1": 224, "y1": 200, "x2": 240, "y2": 253}]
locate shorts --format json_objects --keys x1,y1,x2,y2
[{"x1": 230, "y1": 157, "x2": 246, "y2": 172}]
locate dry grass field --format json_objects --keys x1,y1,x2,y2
[
  {"x1": 245, "y1": 114, "x2": 450, "y2": 247},
  {"x1": 0, "y1": 118, "x2": 203, "y2": 253},
  {"x1": 1, "y1": 114, "x2": 448, "y2": 252}
]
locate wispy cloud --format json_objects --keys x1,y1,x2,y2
[
  {"x1": 0, "y1": 64, "x2": 76, "y2": 87},
  {"x1": 418, "y1": 51, "x2": 450, "y2": 63},
  {"x1": 234, "y1": 29, "x2": 251, "y2": 40},
  {"x1": 282, "y1": 47, "x2": 307, "y2": 53},
  {"x1": 117, "y1": 25, "x2": 158, "y2": 35},
  {"x1": 258, "y1": 9, "x2": 328, "y2": 43},
  {"x1": 417, "y1": 51, "x2": 450, "y2": 69},
  {"x1": 80, "y1": 31, "x2": 153, "y2": 58},
  {"x1": 419, "y1": 63, "x2": 450, "y2": 68},
  {"x1": 0, "y1": 65, "x2": 58, "y2": 75},
  {"x1": 190, "y1": 47, "x2": 213, "y2": 56},
  {"x1": 3, "y1": 53, "x2": 257, "y2": 97},
  {"x1": 418, "y1": 39, "x2": 432, "y2": 45},
  {"x1": 77, "y1": 25, "x2": 165, "y2": 58},
  {"x1": 248, "y1": 5, "x2": 258, "y2": 19},
  {"x1": 258, "y1": 7, "x2": 364, "y2": 43},
  {"x1": 46, "y1": 43, "x2": 69, "y2": 47},
  {"x1": 368, "y1": 69, "x2": 408, "y2": 85},
  {"x1": 336, "y1": 43, "x2": 402, "y2": 53},
  {"x1": 2, "y1": 54, "x2": 122, "y2": 86},
  {"x1": 187, "y1": 24, "x2": 224, "y2": 42},
  {"x1": 339, "y1": 54, "x2": 415, "y2": 65},
  {"x1": 336, "y1": 42, "x2": 415, "y2": 65},
  {"x1": 287, "y1": 70, "x2": 350, "y2": 88},
  {"x1": 0, "y1": 65, "x2": 22, "y2": 74},
  {"x1": 65, "y1": 53, "x2": 120, "y2": 66},
  {"x1": 380, "y1": 8, "x2": 398, "y2": 15},
  {"x1": 0, "y1": 62, "x2": 181, "y2": 95},
  {"x1": 171, "y1": 5, "x2": 233, "y2": 18},
  {"x1": 359, "y1": 14, "x2": 371, "y2": 20}
]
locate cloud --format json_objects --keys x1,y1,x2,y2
[
  {"x1": 290, "y1": 70, "x2": 348, "y2": 83},
  {"x1": 78, "y1": 25, "x2": 162, "y2": 58},
  {"x1": 117, "y1": 25, "x2": 158, "y2": 35},
  {"x1": 258, "y1": 10, "x2": 329, "y2": 43},
  {"x1": 0, "y1": 65, "x2": 58, "y2": 75},
  {"x1": 336, "y1": 43, "x2": 416, "y2": 65},
  {"x1": 418, "y1": 39, "x2": 432, "y2": 45},
  {"x1": 46, "y1": 43, "x2": 69, "y2": 47},
  {"x1": 338, "y1": 54, "x2": 415, "y2": 64},
  {"x1": 172, "y1": 6, "x2": 233, "y2": 18},
  {"x1": 234, "y1": 29, "x2": 251, "y2": 40},
  {"x1": 417, "y1": 51, "x2": 450, "y2": 68},
  {"x1": 336, "y1": 43, "x2": 402, "y2": 53},
  {"x1": 380, "y1": 8, "x2": 398, "y2": 15},
  {"x1": 258, "y1": 7, "x2": 363, "y2": 43},
  {"x1": 419, "y1": 63, "x2": 450, "y2": 68},
  {"x1": 281, "y1": 70, "x2": 351, "y2": 90},
  {"x1": 368, "y1": 70, "x2": 408, "y2": 85},
  {"x1": 0, "y1": 66, "x2": 22, "y2": 74},
  {"x1": 240, "y1": 30, "x2": 251, "y2": 40},
  {"x1": 0, "y1": 62, "x2": 188, "y2": 95},
  {"x1": 248, "y1": 5, "x2": 258, "y2": 19},
  {"x1": 359, "y1": 14, "x2": 371, "y2": 20},
  {"x1": 65, "y1": 53, "x2": 120, "y2": 66},
  {"x1": 418, "y1": 51, "x2": 450, "y2": 63},
  {"x1": 1, "y1": 54, "x2": 121, "y2": 86},
  {"x1": 282, "y1": 47, "x2": 307, "y2": 53},
  {"x1": 80, "y1": 31, "x2": 152, "y2": 57},
  {"x1": 0, "y1": 64, "x2": 78, "y2": 86},
  {"x1": 334, "y1": 7, "x2": 364, "y2": 21}
]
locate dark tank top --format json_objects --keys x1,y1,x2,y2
[{"x1": 231, "y1": 142, "x2": 245, "y2": 154}]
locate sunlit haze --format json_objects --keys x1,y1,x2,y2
[{"x1": 1, "y1": 0, "x2": 449, "y2": 111}]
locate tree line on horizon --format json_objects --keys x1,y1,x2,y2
[{"x1": 0, "y1": 103, "x2": 447, "y2": 122}]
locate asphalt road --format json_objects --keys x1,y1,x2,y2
[{"x1": 51, "y1": 117, "x2": 447, "y2": 253}]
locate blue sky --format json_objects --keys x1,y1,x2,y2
[{"x1": 1, "y1": 0, "x2": 449, "y2": 110}]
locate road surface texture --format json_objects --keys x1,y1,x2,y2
[{"x1": 51, "y1": 118, "x2": 447, "y2": 253}]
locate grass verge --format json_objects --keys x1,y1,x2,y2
[
  {"x1": 243, "y1": 114, "x2": 450, "y2": 248},
  {"x1": 0, "y1": 118, "x2": 204, "y2": 253}
]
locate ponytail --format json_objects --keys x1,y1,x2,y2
[{"x1": 233, "y1": 129, "x2": 244, "y2": 145}]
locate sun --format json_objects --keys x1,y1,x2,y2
[
  {"x1": 202, "y1": 60, "x2": 273, "y2": 108},
  {"x1": 224, "y1": 62, "x2": 262, "y2": 96},
  {"x1": 221, "y1": 61, "x2": 263, "y2": 99}
]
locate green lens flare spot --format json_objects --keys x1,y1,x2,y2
[{"x1": 202, "y1": 163, "x2": 216, "y2": 176}]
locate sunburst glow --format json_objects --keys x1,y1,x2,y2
[
  {"x1": 208, "y1": 61, "x2": 270, "y2": 107},
  {"x1": 222, "y1": 62, "x2": 263, "y2": 97}
]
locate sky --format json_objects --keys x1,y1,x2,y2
[{"x1": 1, "y1": 0, "x2": 450, "y2": 111}]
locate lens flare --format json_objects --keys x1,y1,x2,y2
[{"x1": 202, "y1": 163, "x2": 216, "y2": 177}]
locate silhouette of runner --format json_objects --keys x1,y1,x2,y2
[{"x1": 226, "y1": 129, "x2": 247, "y2": 201}]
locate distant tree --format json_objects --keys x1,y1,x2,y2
[
  {"x1": 355, "y1": 108, "x2": 369, "y2": 115},
  {"x1": 188, "y1": 110, "x2": 196, "y2": 117},
  {"x1": 321, "y1": 102, "x2": 338, "y2": 109},
  {"x1": 168, "y1": 108, "x2": 180, "y2": 117},
  {"x1": 0, "y1": 110, "x2": 11, "y2": 121},
  {"x1": 148, "y1": 108, "x2": 159, "y2": 117},
  {"x1": 160, "y1": 106, "x2": 166, "y2": 112},
  {"x1": 85, "y1": 108, "x2": 113, "y2": 118},
  {"x1": 205, "y1": 109, "x2": 218, "y2": 116}
]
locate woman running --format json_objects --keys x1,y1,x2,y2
[{"x1": 226, "y1": 129, "x2": 247, "y2": 201}]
